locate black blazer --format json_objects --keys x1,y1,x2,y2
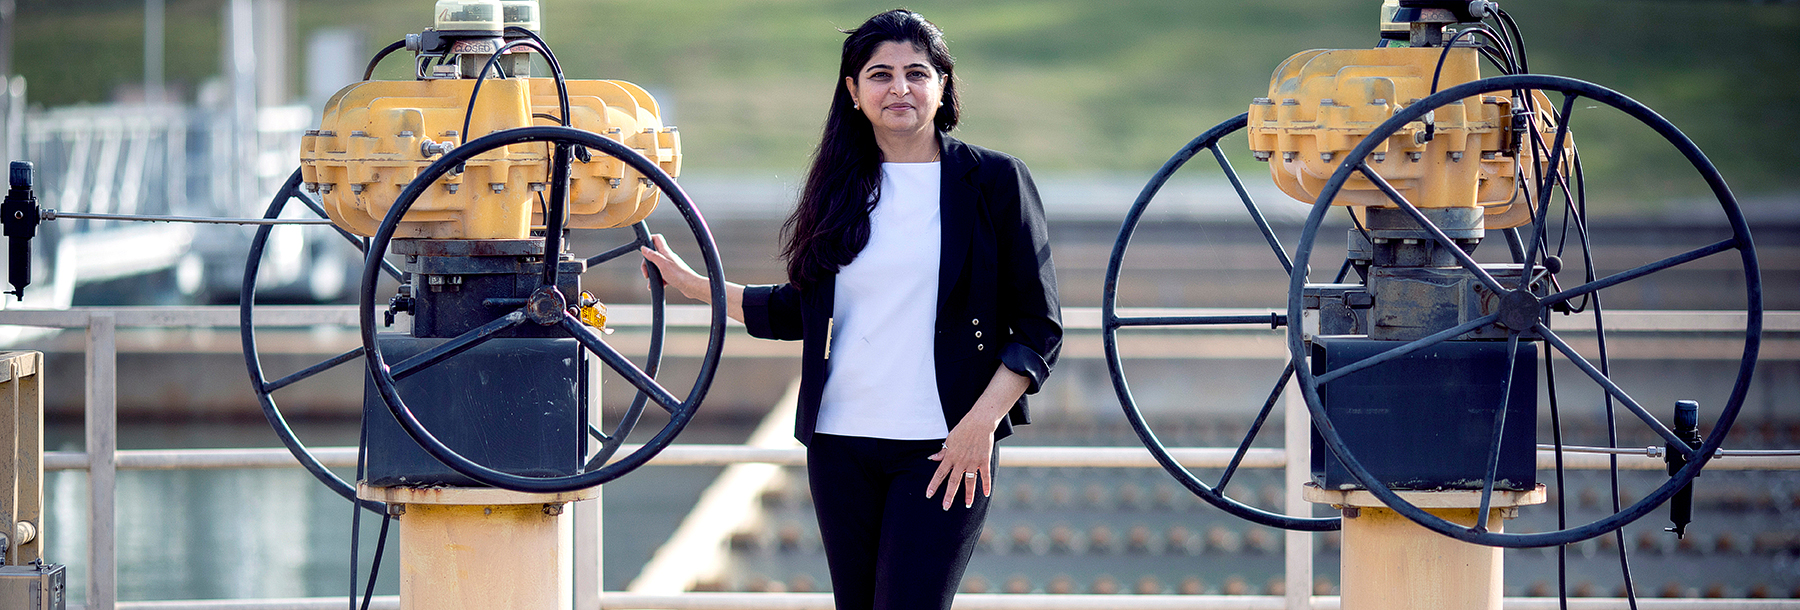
[{"x1": 742, "y1": 134, "x2": 1063, "y2": 446}]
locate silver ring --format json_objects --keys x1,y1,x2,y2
[{"x1": 963, "y1": 472, "x2": 977, "y2": 478}]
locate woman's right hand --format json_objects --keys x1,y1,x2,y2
[
  {"x1": 641, "y1": 234, "x2": 748, "y2": 323},
  {"x1": 640, "y1": 234, "x2": 708, "y2": 302}
]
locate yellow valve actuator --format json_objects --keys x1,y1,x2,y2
[
  {"x1": 1248, "y1": 47, "x2": 1570, "y2": 229},
  {"x1": 301, "y1": 77, "x2": 680, "y2": 240}
]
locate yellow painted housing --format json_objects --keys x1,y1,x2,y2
[
  {"x1": 301, "y1": 77, "x2": 680, "y2": 239},
  {"x1": 1249, "y1": 47, "x2": 1516, "y2": 213}
]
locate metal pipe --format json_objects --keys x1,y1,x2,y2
[
  {"x1": 1282, "y1": 377, "x2": 1311, "y2": 610},
  {"x1": 1539, "y1": 444, "x2": 1800, "y2": 459},
  {"x1": 43, "y1": 211, "x2": 336, "y2": 225},
  {"x1": 86, "y1": 312, "x2": 117, "y2": 610}
]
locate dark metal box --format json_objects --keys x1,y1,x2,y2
[
  {"x1": 363, "y1": 334, "x2": 584, "y2": 487},
  {"x1": 1310, "y1": 336, "x2": 1537, "y2": 491}
]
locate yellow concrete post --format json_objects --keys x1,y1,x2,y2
[
  {"x1": 1306, "y1": 485, "x2": 1545, "y2": 610},
  {"x1": 361, "y1": 485, "x2": 595, "y2": 610}
]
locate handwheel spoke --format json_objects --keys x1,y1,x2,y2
[
  {"x1": 1114, "y1": 313, "x2": 1284, "y2": 328},
  {"x1": 1541, "y1": 239, "x2": 1737, "y2": 306},
  {"x1": 1213, "y1": 145, "x2": 1292, "y2": 274},
  {"x1": 586, "y1": 238, "x2": 647, "y2": 267},
  {"x1": 559, "y1": 313, "x2": 685, "y2": 413},
  {"x1": 1535, "y1": 323, "x2": 1694, "y2": 458},
  {"x1": 1314, "y1": 313, "x2": 1499, "y2": 386},
  {"x1": 1474, "y1": 332, "x2": 1522, "y2": 533},
  {"x1": 1356, "y1": 163, "x2": 1508, "y2": 294},
  {"x1": 294, "y1": 190, "x2": 406, "y2": 283},
  {"x1": 390, "y1": 311, "x2": 528, "y2": 381},
  {"x1": 1218, "y1": 361, "x2": 1295, "y2": 491},
  {"x1": 1333, "y1": 258, "x2": 1355, "y2": 283},
  {"x1": 540, "y1": 144, "x2": 573, "y2": 288},
  {"x1": 264, "y1": 346, "x2": 365, "y2": 393}
]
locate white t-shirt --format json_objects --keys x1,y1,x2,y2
[{"x1": 814, "y1": 162, "x2": 948, "y2": 439}]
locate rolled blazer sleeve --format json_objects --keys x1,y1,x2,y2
[
  {"x1": 742, "y1": 283, "x2": 806, "y2": 341},
  {"x1": 989, "y1": 156, "x2": 1062, "y2": 395}
]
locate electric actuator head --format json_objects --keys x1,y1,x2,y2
[
  {"x1": 301, "y1": 0, "x2": 680, "y2": 240},
  {"x1": 1247, "y1": 0, "x2": 1566, "y2": 232}
]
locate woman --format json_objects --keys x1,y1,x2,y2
[{"x1": 642, "y1": 9, "x2": 1060, "y2": 608}]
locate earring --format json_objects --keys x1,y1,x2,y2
[{"x1": 853, "y1": 102, "x2": 860, "y2": 110}]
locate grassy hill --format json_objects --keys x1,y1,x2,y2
[{"x1": 13, "y1": 0, "x2": 1800, "y2": 203}]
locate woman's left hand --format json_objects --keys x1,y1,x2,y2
[{"x1": 927, "y1": 417, "x2": 997, "y2": 510}]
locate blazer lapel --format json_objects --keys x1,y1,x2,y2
[{"x1": 937, "y1": 134, "x2": 979, "y2": 316}]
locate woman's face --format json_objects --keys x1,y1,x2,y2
[{"x1": 846, "y1": 41, "x2": 945, "y2": 143}]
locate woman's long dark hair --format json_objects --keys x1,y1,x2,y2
[{"x1": 780, "y1": 9, "x2": 961, "y2": 291}]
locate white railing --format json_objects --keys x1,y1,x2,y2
[{"x1": 1, "y1": 305, "x2": 1796, "y2": 610}]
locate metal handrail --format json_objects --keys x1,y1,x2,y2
[
  {"x1": 4, "y1": 305, "x2": 1795, "y2": 610},
  {"x1": 38, "y1": 444, "x2": 1800, "y2": 473},
  {"x1": 4, "y1": 305, "x2": 1798, "y2": 331},
  {"x1": 94, "y1": 592, "x2": 1800, "y2": 610}
]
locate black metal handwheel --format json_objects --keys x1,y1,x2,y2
[
  {"x1": 1287, "y1": 74, "x2": 1761, "y2": 547},
  {"x1": 360, "y1": 125, "x2": 726, "y2": 494},
  {"x1": 241, "y1": 168, "x2": 401, "y2": 514},
  {"x1": 1105, "y1": 113, "x2": 1338, "y2": 532}
]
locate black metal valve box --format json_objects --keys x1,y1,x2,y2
[
  {"x1": 363, "y1": 333, "x2": 584, "y2": 487},
  {"x1": 1310, "y1": 336, "x2": 1537, "y2": 492}
]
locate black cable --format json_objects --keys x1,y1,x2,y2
[
  {"x1": 1568, "y1": 136, "x2": 1638, "y2": 606},
  {"x1": 1479, "y1": 47, "x2": 1515, "y2": 75},
  {"x1": 362, "y1": 40, "x2": 406, "y2": 81},
  {"x1": 1524, "y1": 94, "x2": 1594, "y2": 313},
  {"x1": 504, "y1": 26, "x2": 572, "y2": 127},
  {"x1": 1430, "y1": 27, "x2": 1502, "y2": 94},
  {"x1": 1595, "y1": 293, "x2": 1641, "y2": 608},
  {"x1": 459, "y1": 38, "x2": 569, "y2": 146},
  {"x1": 1463, "y1": 27, "x2": 1518, "y2": 74},
  {"x1": 1497, "y1": 9, "x2": 1529, "y2": 75},
  {"x1": 504, "y1": 27, "x2": 578, "y2": 233},
  {"x1": 348, "y1": 418, "x2": 368, "y2": 610},
  {"x1": 359, "y1": 516, "x2": 391, "y2": 610},
  {"x1": 346, "y1": 408, "x2": 393, "y2": 610},
  {"x1": 1346, "y1": 206, "x2": 1372, "y2": 250},
  {"x1": 1481, "y1": 14, "x2": 1520, "y2": 75},
  {"x1": 1565, "y1": 152, "x2": 1594, "y2": 314},
  {"x1": 1545, "y1": 340, "x2": 1569, "y2": 609}
]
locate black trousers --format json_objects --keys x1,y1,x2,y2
[{"x1": 807, "y1": 433, "x2": 996, "y2": 610}]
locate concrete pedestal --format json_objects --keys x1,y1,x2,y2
[
  {"x1": 1305, "y1": 484, "x2": 1545, "y2": 610},
  {"x1": 360, "y1": 484, "x2": 596, "y2": 610}
]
